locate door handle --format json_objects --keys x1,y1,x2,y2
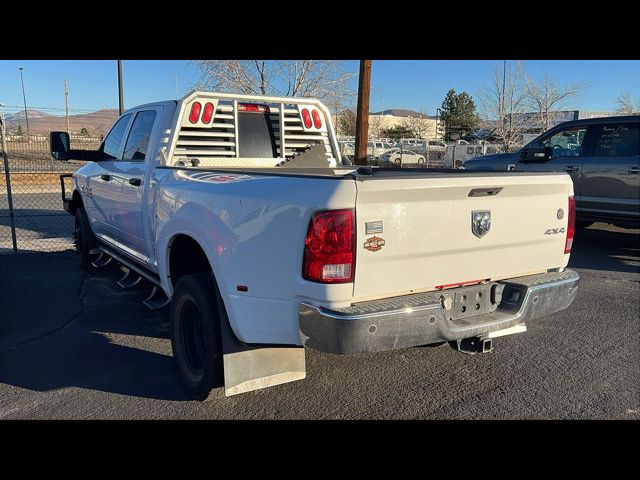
[
  {"x1": 128, "y1": 178, "x2": 142, "y2": 186},
  {"x1": 100, "y1": 174, "x2": 111, "y2": 181},
  {"x1": 628, "y1": 166, "x2": 639, "y2": 174},
  {"x1": 565, "y1": 166, "x2": 580, "y2": 173}
]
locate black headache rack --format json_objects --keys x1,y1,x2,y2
[{"x1": 60, "y1": 173, "x2": 74, "y2": 213}]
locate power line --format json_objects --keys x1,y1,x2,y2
[{"x1": 1, "y1": 105, "x2": 112, "y2": 113}]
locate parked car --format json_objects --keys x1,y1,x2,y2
[
  {"x1": 379, "y1": 148, "x2": 426, "y2": 165},
  {"x1": 367, "y1": 140, "x2": 393, "y2": 160},
  {"x1": 464, "y1": 116, "x2": 640, "y2": 228},
  {"x1": 339, "y1": 141, "x2": 355, "y2": 163},
  {"x1": 50, "y1": 90, "x2": 580, "y2": 400},
  {"x1": 427, "y1": 140, "x2": 447, "y2": 152}
]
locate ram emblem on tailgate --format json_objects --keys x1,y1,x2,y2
[{"x1": 472, "y1": 210, "x2": 491, "y2": 238}]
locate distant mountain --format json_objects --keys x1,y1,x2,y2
[
  {"x1": 6, "y1": 109, "x2": 52, "y2": 121},
  {"x1": 5, "y1": 109, "x2": 119, "y2": 135},
  {"x1": 371, "y1": 109, "x2": 433, "y2": 119}
]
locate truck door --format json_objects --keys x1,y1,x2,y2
[
  {"x1": 87, "y1": 113, "x2": 132, "y2": 239},
  {"x1": 517, "y1": 124, "x2": 591, "y2": 203},
  {"x1": 580, "y1": 121, "x2": 640, "y2": 221},
  {"x1": 109, "y1": 108, "x2": 160, "y2": 264}
]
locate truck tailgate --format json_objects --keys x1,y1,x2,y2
[{"x1": 353, "y1": 172, "x2": 573, "y2": 301}]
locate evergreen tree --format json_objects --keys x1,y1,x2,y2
[
  {"x1": 381, "y1": 125, "x2": 415, "y2": 140},
  {"x1": 440, "y1": 89, "x2": 479, "y2": 140}
]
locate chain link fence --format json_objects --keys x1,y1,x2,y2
[{"x1": 1, "y1": 133, "x2": 100, "y2": 254}]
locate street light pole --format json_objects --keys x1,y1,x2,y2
[
  {"x1": 117, "y1": 60, "x2": 124, "y2": 115},
  {"x1": 18, "y1": 67, "x2": 30, "y2": 137}
]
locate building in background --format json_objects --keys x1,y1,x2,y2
[
  {"x1": 368, "y1": 109, "x2": 443, "y2": 139},
  {"x1": 510, "y1": 110, "x2": 616, "y2": 134},
  {"x1": 335, "y1": 108, "x2": 444, "y2": 139}
]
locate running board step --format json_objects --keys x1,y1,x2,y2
[
  {"x1": 117, "y1": 269, "x2": 143, "y2": 289},
  {"x1": 91, "y1": 252, "x2": 112, "y2": 268},
  {"x1": 143, "y1": 286, "x2": 170, "y2": 310}
]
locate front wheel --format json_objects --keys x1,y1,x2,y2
[{"x1": 170, "y1": 273, "x2": 224, "y2": 400}]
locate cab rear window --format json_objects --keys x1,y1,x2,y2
[{"x1": 237, "y1": 111, "x2": 278, "y2": 158}]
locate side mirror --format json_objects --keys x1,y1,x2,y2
[
  {"x1": 50, "y1": 131, "x2": 70, "y2": 161},
  {"x1": 521, "y1": 142, "x2": 552, "y2": 162}
]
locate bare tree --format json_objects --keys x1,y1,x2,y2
[
  {"x1": 193, "y1": 60, "x2": 356, "y2": 108},
  {"x1": 399, "y1": 111, "x2": 432, "y2": 138},
  {"x1": 477, "y1": 62, "x2": 532, "y2": 153},
  {"x1": 368, "y1": 112, "x2": 385, "y2": 138},
  {"x1": 336, "y1": 109, "x2": 357, "y2": 137},
  {"x1": 525, "y1": 74, "x2": 584, "y2": 132},
  {"x1": 615, "y1": 92, "x2": 640, "y2": 115}
]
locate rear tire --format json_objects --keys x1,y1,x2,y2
[
  {"x1": 170, "y1": 273, "x2": 224, "y2": 401},
  {"x1": 74, "y1": 207, "x2": 98, "y2": 271}
]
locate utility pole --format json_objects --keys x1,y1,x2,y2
[
  {"x1": 354, "y1": 60, "x2": 372, "y2": 166},
  {"x1": 64, "y1": 80, "x2": 70, "y2": 133},
  {"x1": 18, "y1": 67, "x2": 30, "y2": 137},
  {"x1": 117, "y1": 60, "x2": 124, "y2": 114}
]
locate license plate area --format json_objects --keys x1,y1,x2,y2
[{"x1": 449, "y1": 283, "x2": 498, "y2": 321}]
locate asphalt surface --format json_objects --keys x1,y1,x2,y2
[{"x1": 0, "y1": 223, "x2": 638, "y2": 419}]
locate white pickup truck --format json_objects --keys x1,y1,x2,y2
[{"x1": 52, "y1": 91, "x2": 580, "y2": 400}]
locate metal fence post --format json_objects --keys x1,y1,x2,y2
[{"x1": 1, "y1": 119, "x2": 18, "y2": 252}]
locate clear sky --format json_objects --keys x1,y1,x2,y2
[{"x1": 0, "y1": 60, "x2": 638, "y2": 117}]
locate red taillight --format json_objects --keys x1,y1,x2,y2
[
  {"x1": 189, "y1": 102, "x2": 202, "y2": 124},
  {"x1": 238, "y1": 103, "x2": 270, "y2": 113},
  {"x1": 312, "y1": 109, "x2": 322, "y2": 129},
  {"x1": 303, "y1": 209, "x2": 354, "y2": 284},
  {"x1": 201, "y1": 102, "x2": 214, "y2": 124},
  {"x1": 301, "y1": 108, "x2": 313, "y2": 129},
  {"x1": 565, "y1": 196, "x2": 575, "y2": 254}
]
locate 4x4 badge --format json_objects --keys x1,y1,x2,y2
[{"x1": 364, "y1": 236, "x2": 385, "y2": 252}]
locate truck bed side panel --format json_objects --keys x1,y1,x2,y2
[{"x1": 153, "y1": 169, "x2": 357, "y2": 344}]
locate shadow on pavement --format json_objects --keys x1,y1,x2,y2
[
  {"x1": 569, "y1": 223, "x2": 640, "y2": 274},
  {"x1": 0, "y1": 329, "x2": 189, "y2": 402},
  {"x1": 0, "y1": 251, "x2": 190, "y2": 401}
]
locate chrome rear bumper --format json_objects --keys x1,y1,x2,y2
[{"x1": 299, "y1": 270, "x2": 580, "y2": 354}]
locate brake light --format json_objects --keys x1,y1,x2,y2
[
  {"x1": 303, "y1": 209, "x2": 354, "y2": 284},
  {"x1": 201, "y1": 102, "x2": 214, "y2": 124},
  {"x1": 189, "y1": 102, "x2": 202, "y2": 124},
  {"x1": 565, "y1": 196, "x2": 575, "y2": 254},
  {"x1": 301, "y1": 108, "x2": 313, "y2": 129},
  {"x1": 312, "y1": 109, "x2": 322, "y2": 129},
  {"x1": 238, "y1": 103, "x2": 270, "y2": 113}
]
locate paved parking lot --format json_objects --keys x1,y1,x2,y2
[{"x1": 0, "y1": 223, "x2": 638, "y2": 419}]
